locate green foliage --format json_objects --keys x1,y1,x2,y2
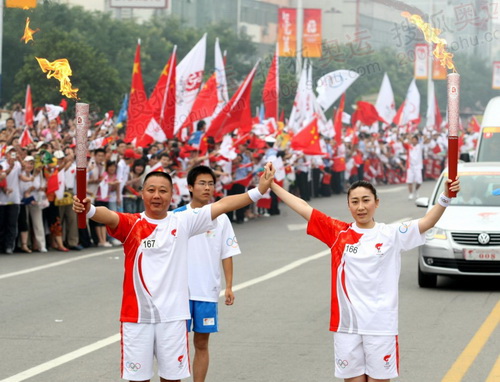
[{"x1": 2, "y1": 2, "x2": 496, "y2": 121}]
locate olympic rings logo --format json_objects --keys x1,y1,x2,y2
[
  {"x1": 399, "y1": 221, "x2": 410, "y2": 234},
  {"x1": 226, "y1": 236, "x2": 239, "y2": 248},
  {"x1": 126, "y1": 362, "x2": 141, "y2": 371},
  {"x1": 337, "y1": 359, "x2": 349, "y2": 369}
]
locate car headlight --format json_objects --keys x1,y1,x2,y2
[{"x1": 426, "y1": 227, "x2": 447, "y2": 240}]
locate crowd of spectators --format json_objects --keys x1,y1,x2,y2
[{"x1": 0, "y1": 103, "x2": 479, "y2": 254}]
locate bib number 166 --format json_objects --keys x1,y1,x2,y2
[{"x1": 344, "y1": 244, "x2": 358, "y2": 254}]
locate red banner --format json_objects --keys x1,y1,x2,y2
[
  {"x1": 302, "y1": 9, "x2": 322, "y2": 58},
  {"x1": 432, "y1": 54, "x2": 447, "y2": 80},
  {"x1": 278, "y1": 8, "x2": 297, "y2": 57}
]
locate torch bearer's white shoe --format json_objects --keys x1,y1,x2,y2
[{"x1": 408, "y1": 193, "x2": 414, "y2": 200}]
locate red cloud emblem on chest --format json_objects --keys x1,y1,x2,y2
[
  {"x1": 171, "y1": 229, "x2": 177, "y2": 237},
  {"x1": 375, "y1": 243, "x2": 383, "y2": 251},
  {"x1": 383, "y1": 354, "x2": 391, "y2": 362}
]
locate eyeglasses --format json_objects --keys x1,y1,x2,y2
[{"x1": 195, "y1": 181, "x2": 215, "y2": 187}]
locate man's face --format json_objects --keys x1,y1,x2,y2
[
  {"x1": 141, "y1": 175, "x2": 172, "y2": 219},
  {"x1": 95, "y1": 152, "x2": 106, "y2": 164},
  {"x1": 189, "y1": 173, "x2": 215, "y2": 206},
  {"x1": 160, "y1": 156, "x2": 171, "y2": 168},
  {"x1": 117, "y1": 143, "x2": 126, "y2": 155},
  {"x1": 6, "y1": 120, "x2": 15, "y2": 129},
  {"x1": 49, "y1": 119, "x2": 58, "y2": 130}
]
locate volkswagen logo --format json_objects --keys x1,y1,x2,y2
[{"x1": 478, "y1": 233, "x2": 490, "y2": 245}]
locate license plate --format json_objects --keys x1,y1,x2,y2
[{"x1": 463, "y1": 249, "x2": 500, "y2": 261}]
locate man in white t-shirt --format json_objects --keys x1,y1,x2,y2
[
  {"x1": 73, "y1": 164, "x2": 274, "y2": 382},
  {"x1": 174, "y1": 166, "x2": 240, "y2": 382},
  {"x1": 405, "y1": 135, "x2": 423, "y2": 200},
  {"x1": 0, "y1": 146, "x2": 22, "y2": 254}
]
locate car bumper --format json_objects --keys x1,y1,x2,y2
[{"x1": 419, "y1": 244, "x2": 500, "y2": 276}]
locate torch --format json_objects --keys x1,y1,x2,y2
[
  {"x1": 447, "y1": 73, "x2": 459, "y2": 197},
  {"x1": 75, "y1": 103, "x2": 90, "y2": 229},
  {"x1": 401, "y1": 12, "x2": 459, "y2": 197}
]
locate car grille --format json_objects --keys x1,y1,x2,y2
[
  {"x1": 423, "y1": 257, "x2": 500, "y2": 273},
  {"x1": 451, "y1": 232, "x2": 500, "y2": 246}
]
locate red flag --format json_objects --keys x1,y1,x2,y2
[
  {"x1": 223, "y1": 172, "x2": 253, "y2": 189},
  {"x1": 125, "y1": 41, "x2": 153, "y2": 143},
  {"x1": 469, "y1": 116, "x2": 480, "y2": 133},
  {"x1": 333, "y1": 94, "x2": 345, "y2": 146},
  {"x1": 205, "y1": 61, "x2": 259, "y2": 142},
  {"x1": 59, "y1": 98, "x2": 68, "y2": 111},
  {"x1": 46, "y1": 169, "x2": 59, "y2": 194},
  {"x1": 19, "y1": 126, "x2": 34, "y2": 147},
  {"x1": 392, "y1": 101, "x2": 406, "y2": 126},
  {"x1": 24, "y1": 85, "x2": 34, "y2": 127},
  {"x1": 198, "y1": 133, "x2": 209, "y2": 155},
  {"x1": 149, "y1": 48, "x2": 177, "y2": 139},
  {"x1": 290, "y1": 118, "x2": 324, "y2": 155},
  {"x1": 435, "y1": 97, "x2": 443, "y2": 132},
  {"x1": 263, "y1": 47, "x2": 278, "y2": 120},
  {"x1": 279, "y1": 108, "x2": 285, "y2": 123},
  {"x1": 351, "y1": 101, "x2": 384, "y2": 126},
  {"x1": 181, "y1": 73, "x2": 218, "y2": 128},
  {"x1": 247, "y1": 134, "x2": 267, "y2": 149}
]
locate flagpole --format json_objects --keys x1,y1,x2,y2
[
  {"x1": 427, "y1": 1, "x2": 434, "y2": 129},
  {"x1": 296, "y1": 0, "x2": 303, "y2": 78}
]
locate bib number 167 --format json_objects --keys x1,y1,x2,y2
[{"x1": 142, "y1": 239, "x2": 156, "y2": 249}]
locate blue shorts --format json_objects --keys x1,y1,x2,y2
[{"x1": 187, "y1": 300, "x2": 218, "y2": 333}]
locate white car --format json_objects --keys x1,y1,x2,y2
[{"x1": 416, "y1": 162, "x2": 500, "y2": 288}]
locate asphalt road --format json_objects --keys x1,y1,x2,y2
[{"x1": 0, "y1": 180, "x2": 499, "y2": 382}]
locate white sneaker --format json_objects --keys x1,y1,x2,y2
[
  {"x1": 40, "y1": 248, "x2": 48, "y2": 253},
  {"x1": 408, "y1": 193, "x2": 414, "y2": 200},
  {"x1": 98, "y1": 242, "x2": 113, "y2": 248},
  {"x1": 111, "y1": 239, "x2": 122, "y2": 246}
]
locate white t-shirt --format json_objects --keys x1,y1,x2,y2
[
  {"x1": 0, "y1": 160, "x2": 21, "y2": 204},
  {"x1": 108, "y1": 204, "x2": 216, "y2": 323},
  {"x1": 307, "y1": 209, "x2": 425, "y2": 335},
  {"x1": 175, "y1": 203, "x2": 241, "y2": 302}
]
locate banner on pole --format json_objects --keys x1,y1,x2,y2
[
  {"x1": 6, "y1": 0, "x2": 36, "y2": 8},
  {"x1": 278, "y1": 8, "x2": 297, "y2": 57},
  {"x1": 302, "y1": 9, "x2": 322, "y2": 58},
  {"x1": 414, "y1": 44, "x2": 429, "y2": 80},
  {"x1": 493, "y1": 61, "x2": 500, "y2": 89}
]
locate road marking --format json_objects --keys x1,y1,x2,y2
[
  {"x1": 0, "y1": 217, "x2": 418, "y2": 381},
  {"x1": 0, "y1": 334, "x2": 120, "y2": 382},
  {"x1": 287, "y1": 223, "x2": 308, "y2": 231},
  {"x1": 486, "y1": 355, "x2": 500, "y2": 382},
  {"x1": 377, "y1": 186, "x2": 406, "y2": 193},
  {"x1": 0, "y1": 249, "x2": 117, "y2": 281},
  {"x1": 441, "y1": 300, "x2": 500, "y2": 382}
]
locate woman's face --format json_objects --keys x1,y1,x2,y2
[
  {"x1": 347, "y1": 187, "x2": 379, "y2": 228},
  {"x1": 107, "y1": 164, "x2": 117, "y2": 175},
  {"x1": 24, "y1": 161, "x2": 34, "y2": 172},
  {"x1": 134, "y1": 165, "x2": 144, "y2": 175}
]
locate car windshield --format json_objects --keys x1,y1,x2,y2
[
  {"x1": 433, "y1": 173, "x2": 500, "y2": 206},
  {"x1": 477, "y1": 130, "x2": 500, "y2": 162}
]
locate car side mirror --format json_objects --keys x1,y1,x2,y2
[{"x1": 415, "y1": 197, "x2": 429, "y2": 208}]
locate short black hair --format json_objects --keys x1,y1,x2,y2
[
  {"x1": 196, "y1": 120, "x2": 206, "y2": 131},
  {"x1": 347, "y1": 180, "x2": 378, "y2": 201},
  {"x1": 187, "y1": 165, "x2": 215, "y2": 187},
  {"x1": 143, "y1": 171, "x2": 173, "y2": 188}
]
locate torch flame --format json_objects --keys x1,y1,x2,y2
[
  {"x1": 21, "y1": 17, "x2": 39, "y2": 44},
  {"x1": 402, "y1": 11, "x2": 456, "y2": 72},
  {"x1": 36, "y1": 57, "x2": 79, "y2": 99}
]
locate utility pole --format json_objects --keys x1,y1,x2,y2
[{"x1": 0, "y1": 1, "x2": 4, "y2": 105}]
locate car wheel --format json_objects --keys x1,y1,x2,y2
[{"x1": 418, "y1": 265, "x2": 437, "y2": 288}]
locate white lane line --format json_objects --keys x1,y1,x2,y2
[
  {"x1": 287, "y1": 223, "x2": 308, "y2": 231},
  {"x1": 0, "y1": 249, "x2": 118, "y2": 281},
  {"x1": 0, "y1": 217, "x2": 412, "y2": 381},
  {"x1": 378, "y1": 186, "x2": 407, "y2": 193},
  {"x1": 0, "y1": 334, "x2": 121, "y2": 382}
]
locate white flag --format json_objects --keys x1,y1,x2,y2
[
  {"x1": 401, "y1": 79, "x2": 420, "y2": 125},
  {"x1": 375, "y1": 73, "x2": 396, "y2": 125},
  {"x1": 145, "y1": 117, "x2": 167, "y2": 143},
  {"x1": 287, "y1": 63, "x2": 308, "y2": 132},
  {"x1": 215, "y1": 38, "x2": 228, "y2": 106},
  {"x1": 316, "y1": 70, "x2": 359, "y2": 110},
  {"x1": 175, "y1": 34, "x2": 207, "y2": 134}
]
